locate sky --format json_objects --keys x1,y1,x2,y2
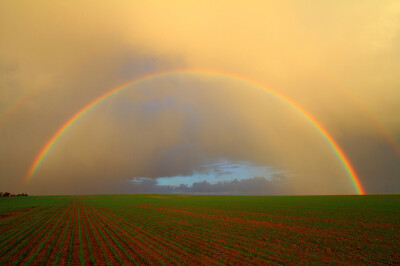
[{"x1": 0, "y1": 1, "x2": 399, "y2": 195}]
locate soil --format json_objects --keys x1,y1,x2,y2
[{"x1": 1, "y1": 196, "x2": 398, "y2": 265}]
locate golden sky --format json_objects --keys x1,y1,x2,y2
[{"x1": 1, "y1": 1, "x2": 399, "y2": 195}]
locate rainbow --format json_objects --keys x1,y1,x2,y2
[{"x1": 25, "y1": 70, "x2": 366, "y2": 195}]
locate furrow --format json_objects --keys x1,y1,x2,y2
[
  {"x1": 130, "y1": 207, "x2": 278, "y2": 262},
  {"x1": 77, "y1": 204, "x2": 95, "y2": 265},
  {"x1": 90, "y1": 205, "x2": 169, "y2": 265},
  {"x1": 0, "y1": 205, "x2": 62, "y2": 246},
  {"x1": 46, "y1": 204, "x2": 72, "y2": 265},
  {"x1": 100, "y1": 207, "x2": 212, "y2": 265},
  {"x1": 20, "y1": 204, "x2": 70, "y2": 265},
  {"x1": 84, "y1": 205, "x2": 121, "y2": 265},
  {"x1": 86, "y1": 206, "x2": 135, "y2": 265},
  {"x1": 81, "y1": 205, "x2": 109, "y2": 265},
  {"x1": 0, "y1": 205, "x2": 66, "y2": 265},
  {"x1": 115, "y1": 207, "x2": 263, "y2": 264},
  {"x1": 71, "y1": 201, "x2": 81, "y2": 266}
]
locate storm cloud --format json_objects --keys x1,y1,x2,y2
[
  {"x1": 0, "y1": 1, "x2": 399, "y2": 195},
  {"x1": 129, "y1": 176, "x2": 287, "y2": 195}
]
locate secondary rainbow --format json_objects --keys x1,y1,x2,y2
[
  {"x1": 25, "y1": 69, "x2": 366, "y2": 195},
  {"x1": 286, "y1": 51, "x2": 400, "y2": 159},
  {"x1": 314, "y1": 69, "x2": 400, "y2": 159}
]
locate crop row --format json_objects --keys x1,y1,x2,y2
[{"x1": 0, "y1": 195, "x2": 399, "y2": 265}]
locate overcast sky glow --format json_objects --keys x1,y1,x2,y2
[{"x1": 1, "y1": 1, "x2": 399, "y2": 195}]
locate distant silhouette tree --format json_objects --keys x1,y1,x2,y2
[{"x1": 0, "y1": 192, "x2": 27, "y2": 197}]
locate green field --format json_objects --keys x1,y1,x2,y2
[{"x1": 0, "y1": 194, "x2": 399, "y2": 264}]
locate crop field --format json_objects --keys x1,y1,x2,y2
[{"x1": 0, "y1": 194, "x2": 399, "y2": 265}]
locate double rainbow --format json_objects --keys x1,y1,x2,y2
[{"x1": 25, "y1": 70, "x2": 366, "y2": 195}]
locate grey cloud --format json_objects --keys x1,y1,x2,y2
[{"x1": 129, "y1": 176, "x2": 289, "y2": 195}]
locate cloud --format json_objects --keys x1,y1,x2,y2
[
  {"x1": 129, "y1": 175, "x2": 289, "y2": 195},
  {"x1": 0, "y1": 1, "x2": 399, "y2": 195}
]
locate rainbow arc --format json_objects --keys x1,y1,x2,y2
[{"x1": 25, "y1": 70, "x2": 366, "y2": 195}]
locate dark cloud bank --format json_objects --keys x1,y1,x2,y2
[{"x1": 130, "y1": 176, "x2": 286, "y2": 195}]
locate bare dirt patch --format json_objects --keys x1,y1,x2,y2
[{"x1": 0, "y1": 207, "x2": 35, "y2": 221}]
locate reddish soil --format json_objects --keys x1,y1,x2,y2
[
  {"x1": 0, "y1": 207, "x2": 38, "y2": 234},
  {"x1": 81, "y1": 206, "x2": 108, "y2": 265},
  {"x1": 6, "y1": 207, "x2": 65, "y2": 264},
  {"x1": 71, "y1": 203, "x2": 82, "y2": 266},
  {"x1": 95, "y1": 206, "x2": 199, "y2": 265},
  {"x1": 107, "y1": 208, "x2": 200, "y2": 260},
  {"x1": 31, "y1": 207, "x2": 71, "y2": 265},
  {"x1": 78, "y1": 206, "x2": 95, "y2": 265},
  {"x1": 107, "y1": 207, "x2": 250, "y2": 264},
  {"x1": 0, "y1": 207, "x2": 35, "y2": 221},
  {"x1": 91, "y1": 207, "x2": 159, "y2": 264},
  {"x1": 128, "y1": 205, "x2": 370, "y2": 264},
  {"x1": 84, "y1": 207, "x2": 121, "y2": 265},
  {"x1": 46, "y1": 206, "x2": 73, "y2": 265},
  {"x1": 1, "y1": 196, "x2": 398, "y2": 265},
  {"x1": 86, "y1": 207, "x2": 133, "y2": 265},
  {"x1": 140, "y1": 205, "x2": 344, "y2": 237},
  {"x1": 58, "y1": 203, "x2": 75, "y2": 265}
]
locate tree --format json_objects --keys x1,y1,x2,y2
[{"x1": 0, "y1": 192, "x2": 28, "y2": 197}]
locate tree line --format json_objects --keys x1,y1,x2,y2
[{"x1": 0, "y1": 192, "x2": 28, "y2": 197}]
